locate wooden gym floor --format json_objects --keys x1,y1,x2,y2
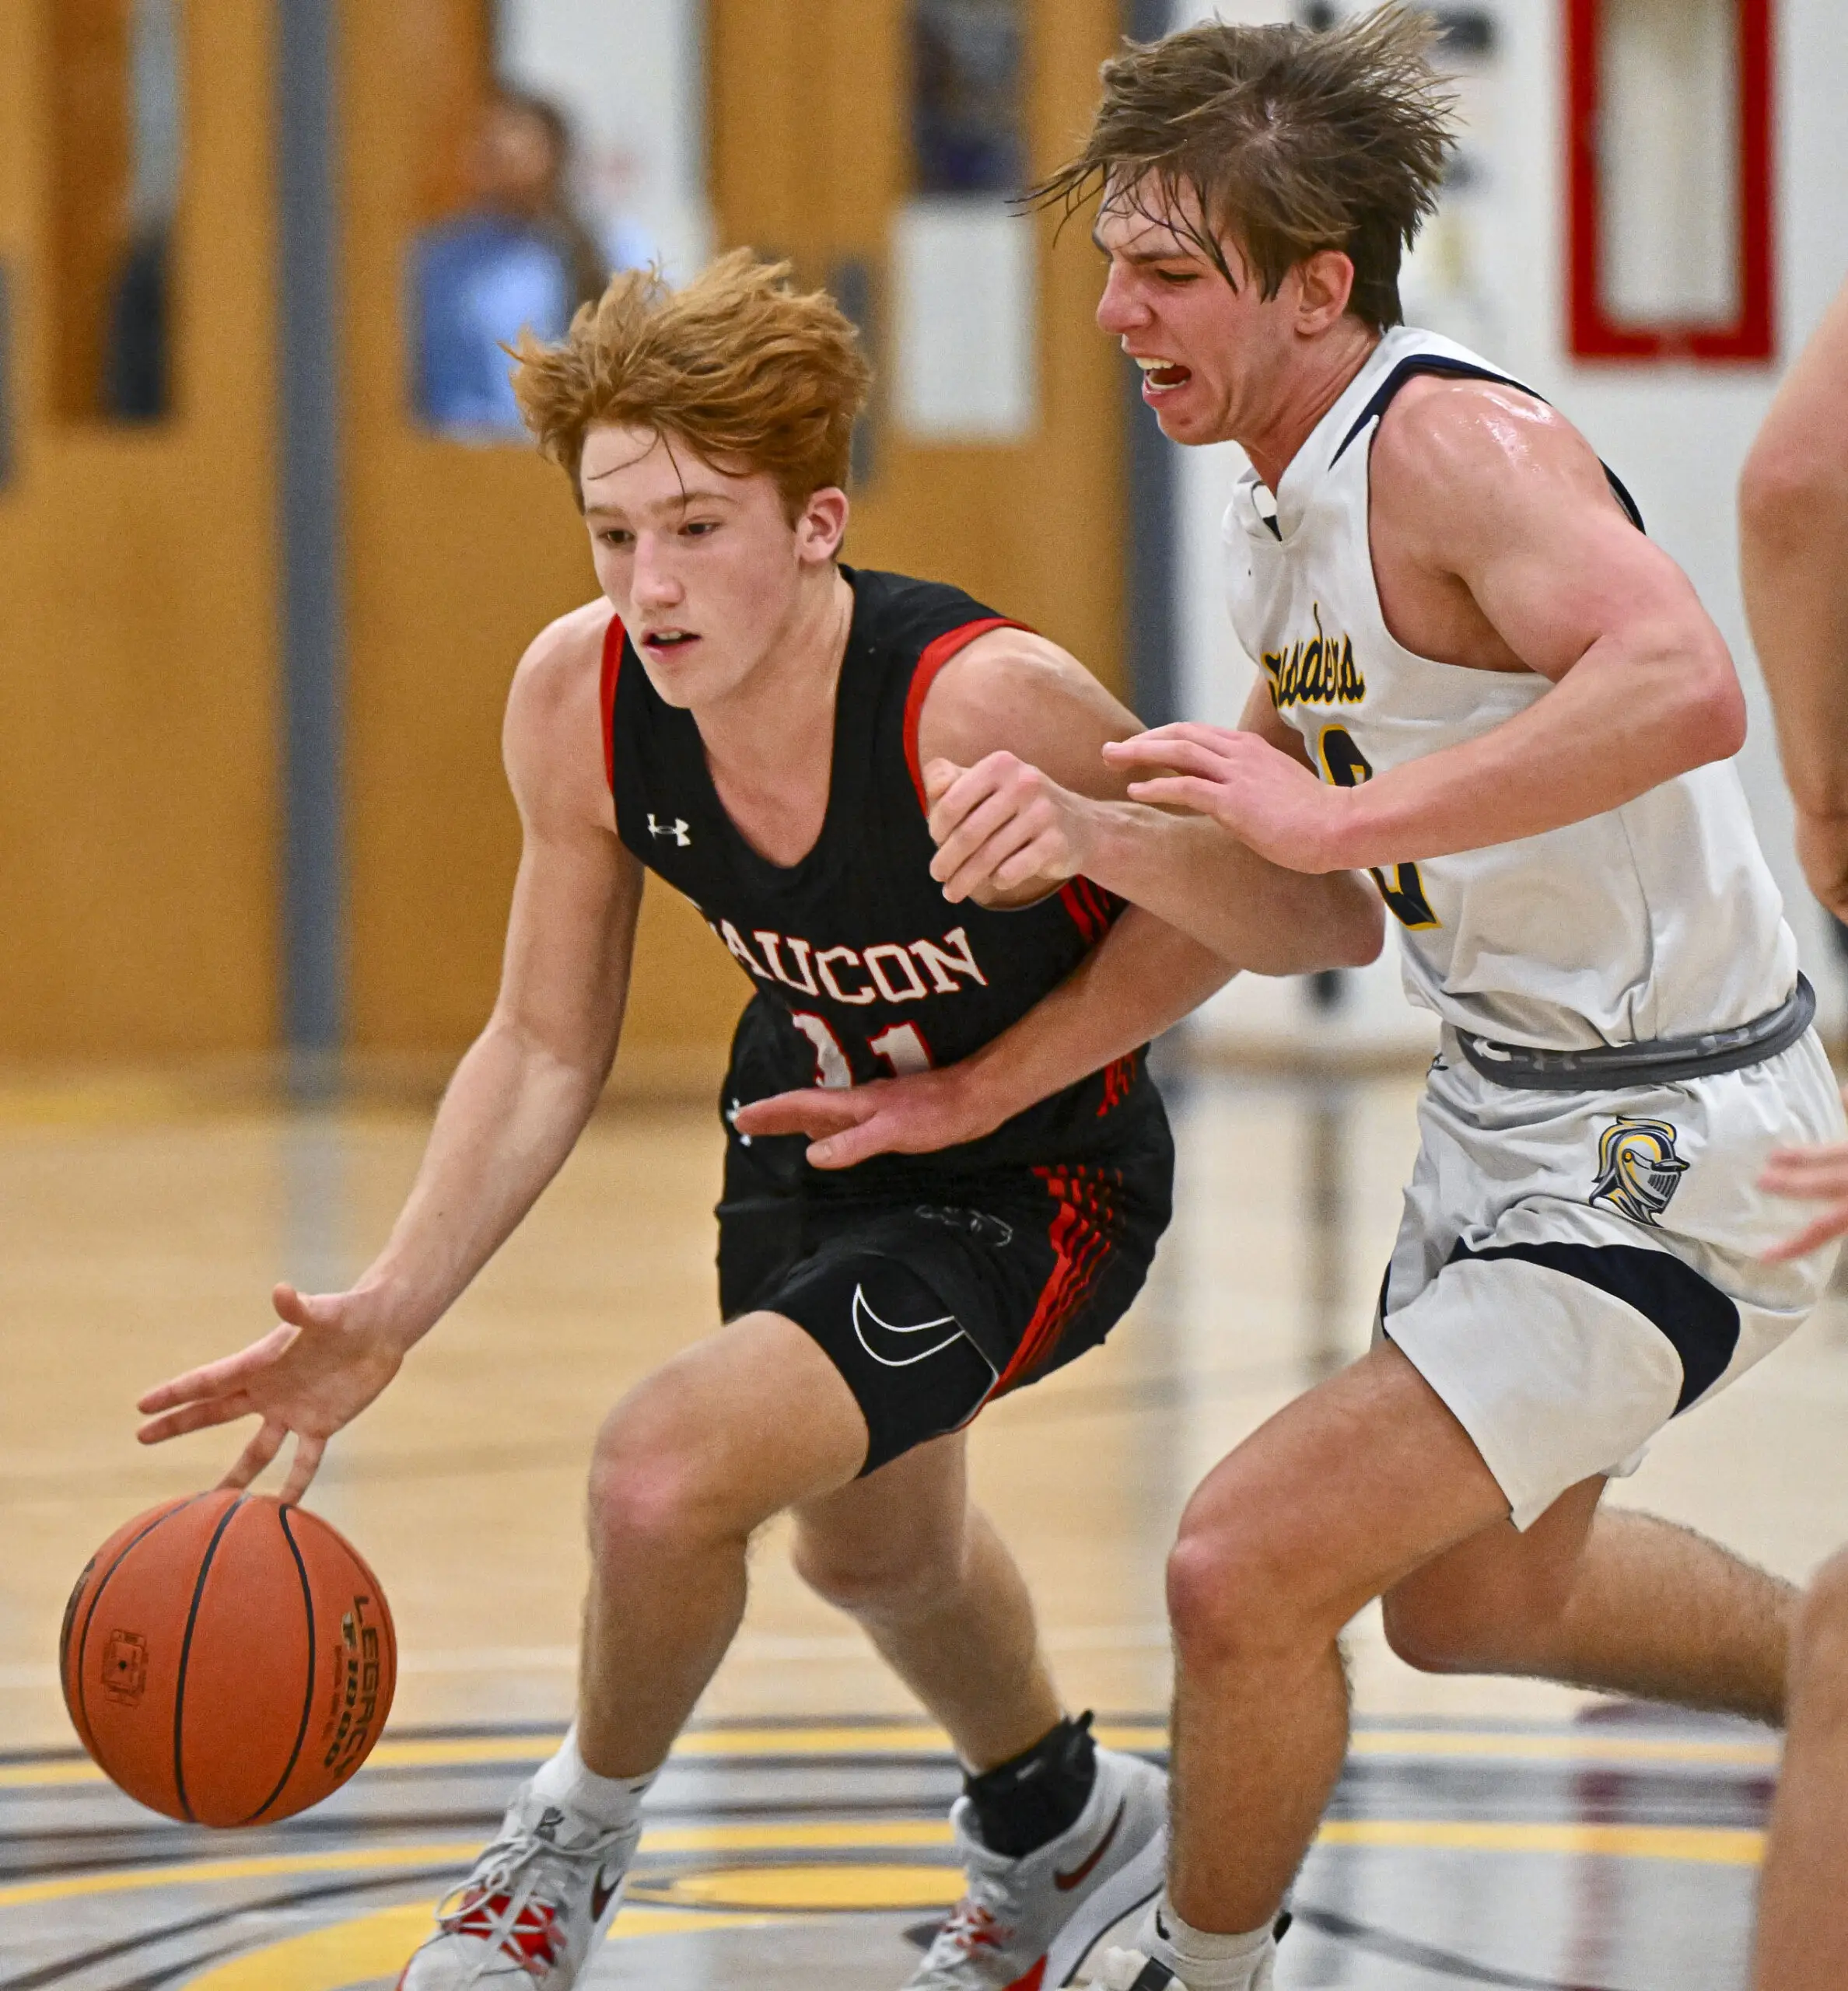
[{"x1": 5, "y1": 1051, "x2": 1846, "y2": 1988}]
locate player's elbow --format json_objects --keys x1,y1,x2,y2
[
  {"x1": 1636, "y1": 621, "x2": 1747, "y2": 769},
  {"x1": 1336, "y1": 884, "x2": 1388, "y2": 968},
  {"x1": 1675, "y1": 644, "x2": 1748, "y2": 765}
]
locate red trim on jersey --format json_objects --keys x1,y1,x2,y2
[
  {"x1": 989, "y1": 1163, "x2": 1122, "y2": 1398},
  {"x1": 902, "y1": 616, "x2": 1032, "y2": 810},
  {"x1": 1058, "y1": 875, "x2": 1122, "y2": 949},
  {"x1": 598, "y1": 612, "x2": 626, "y2": 795}
]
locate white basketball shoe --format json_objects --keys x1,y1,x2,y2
[
  {"x1": 1081, "y1": 1901, "x2": 1286, "y2": 1990},
  {"x1": 396, "y1": 1782, "x2": 641, "y2": 1988},
  {"x1": 905, "y1": 1746, "x2": 1168, "y2": 1989}
]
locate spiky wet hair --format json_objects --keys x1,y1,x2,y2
[{"x1": 1032, "y1": 4, "x2": 1458, "y2": 331}]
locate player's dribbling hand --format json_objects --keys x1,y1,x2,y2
[
  {"x1": 135, "y1": 1283, "x2": 404, "y2": 1503},
  {"x1": 733, "y1": 1068, "x2": 1003, "y2": 1169},
  {"x1": 925, "y1": 754, "x2": 1091, "y2": 903},
  {"x1": 1103, "y1": 723, "x2": 1353, "y2": 871},
  {"x1": 1760, "y1": 1106, "x2": 1848, "y2": 1262}
]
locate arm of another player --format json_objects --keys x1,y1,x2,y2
[
  {"x1": 1110, "y1": 384, "x2": 1747, "y2": 873},
  {"x1": 733, "y1": 634, "x2": 1383, "y2": 1167},
  {"x1": 135, "y1": 608, "x2": 643, "y2": 1499},
  {"x1": 919, "y1": 627, "x2": 1386, "y2": 967},
  {"x1": 1741, "y1": 277, "x2": 1848, "y2": 919}
]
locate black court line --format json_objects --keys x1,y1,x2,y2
[{"x1": 1294, "y1": 1904, "x2": 1641, "y2": 1991}]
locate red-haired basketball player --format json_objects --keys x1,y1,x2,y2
[{"x1": 135, "y1": 251, "x2": 1381, "y2": 1989}]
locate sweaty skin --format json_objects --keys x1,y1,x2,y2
[{"x1": 928, "y1": 198, "x2": 1745, "y2": 912}]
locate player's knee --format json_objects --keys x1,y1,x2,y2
[
  {"x1": 791, "y1": 1526, "x2": 964, "y2": 1622},
  {"x1": 1165, "y1": 1510, "x2": 1321, "y2": 1669},
  {"x1": 586, "y1": 1403, "x2": 737, "y2": 1561}
]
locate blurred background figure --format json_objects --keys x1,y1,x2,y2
[{"x1": 412, "y1": 87, "x2": 607, "y2": 438}]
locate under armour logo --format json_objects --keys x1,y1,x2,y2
[{"x1": 648, "y1": 814, "x2": 691, "y2": 846}]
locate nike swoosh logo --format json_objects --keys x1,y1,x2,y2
[
  {"x1": 1055, "y1": 1798, "x2": 1125, "y2": 1891},
  {"x1": 590, "y1": 1867, "x2": 622, "y2": 1922},
  {"x1": 851, "y1": 1283, "x2": 966, "y2": 1368}
]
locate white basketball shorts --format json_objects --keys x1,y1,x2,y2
[{"x1": 1379, "y1": 1026, "x2": 1846, "y2": 1528}]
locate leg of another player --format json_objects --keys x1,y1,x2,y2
[
  {"x1": 1383, "y1": 1491, "x2": 1794, "y2": 1724},
  {"x1": 1751, "y1": 1551, "x2": 1848, "y2": 1991},
  {"x1": 790, "y1": 1430, "x2": 1062, "y2": 1771},
  {"x1": 1160, "y1": 1341, "x2": 1510, "y2": 1945},
  {"x1": 574, "y1": 1311, "x2": 871, "y2": 1779}
]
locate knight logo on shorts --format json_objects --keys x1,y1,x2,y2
[{"x1": 1590, "y1": 1117, "x2": 1689, "y2": 1227}]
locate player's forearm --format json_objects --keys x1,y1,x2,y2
[
  {"x1": 947, "y1": 908, "x2": 1234, "y2": 1130},
  {"x1": 356, "y1": 1019, "x2": 614, "y2": 1347},
  {"x1": 1076, "y1": 803, "x2": 1384, "y2": 970},
  {"x1": 1743, "y1": 485, "x2": 1848, "y2": 819},
  {"x1": 1318, "y1": 635, "x2": 1745, "y2": 867}
]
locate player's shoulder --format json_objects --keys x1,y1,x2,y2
[
  {"x1": 1373, "y1": 368, "x2": 1594, "y2": 495},
  {"x1": 504, "y1": 599, "x2": 616, "y2": 816}
]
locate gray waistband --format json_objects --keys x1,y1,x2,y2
[{"x1": 1451, "y1": 975, "x2": 1816, "y2": 1091}]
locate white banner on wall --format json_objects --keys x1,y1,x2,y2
[{"x1": 892, "y1": 198, "x2": 1038, "y2": 443}]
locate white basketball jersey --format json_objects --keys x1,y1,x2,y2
[{"x1": 1224, "y1": 324, "x2": 1795, "y2": 1051}]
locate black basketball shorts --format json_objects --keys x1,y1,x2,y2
[{"x1": 716, "y1": 1116, "x2": 1174, "y2": 1475}]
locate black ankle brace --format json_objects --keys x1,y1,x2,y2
[{"x1": 962, "y1": 1710, "x2": 1099, "y2": 1858}]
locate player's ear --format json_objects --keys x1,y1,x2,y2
[
  {"x1": 796, "y1": 485, "x2": 849, "y2": 565},
  {"x1": 1293, "y1": 249, "x2": 1356, "y2": 336}
]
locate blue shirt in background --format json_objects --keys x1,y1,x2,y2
[{"x1": 412, "y1": 215, "x2": 573, "y2": 438}]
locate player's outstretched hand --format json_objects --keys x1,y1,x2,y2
[
  {"x1": 135, "y1": 1284, "x2": 404, "y2": 1504},
  {"x1": 1103, "y1": 723, "x2": 1350, "y2": 872},
  {"x1": 1761, "y1": 1114, "x2": 1848, "y2": 1261},
  {"x1": 733, "y1": 1068, "x2": 1001, "y2": 1170},
  {"x1": 925, "y1": 754, "x2": 1091, "y2": 904}
]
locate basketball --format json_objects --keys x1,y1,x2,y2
[{"x1": 59, "y1": 1490, "x2": 396, "y2": 1828}]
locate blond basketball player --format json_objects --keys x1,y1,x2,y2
[
  {"x1": 1738, "y1": 275, "x2": 1848, "y2": 1991},
  {"x1": 742, "y1": 14, "x2": 1846, "y2": 1987},
  {"x1": 135, "y1": 254, "x2": 1381, "y2": 1989}
]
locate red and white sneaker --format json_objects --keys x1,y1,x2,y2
[
  {"x1": 397, "y1": 1783, "x2": 641, "y2": 1987},
  {"x1": 905, "y1": 1746, "x2": 1167, "y2": 1989}
]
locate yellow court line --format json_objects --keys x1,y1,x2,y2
[
  {"x1": 1318, "y1": 1819, "x2": 1765, "y2": 1866},
  {"x1": 177, "y1": 1900, "x2": 783, "y2": 1991},
  {"x1": 1, "y1": 1814, "x2": 1768, "y2": 1915},
  {"x1": 0, "y1": 1718, "x2": 1774, "y2": 1791},
  {"x1": 0, "y1": 1821, "x2": 956, "y2": 1909},
  {"x1": 1346, "y1": 1730, "x2": 1779, "y2": 1768}
]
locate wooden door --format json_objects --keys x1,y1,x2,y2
[
  {"x1": 338, "y1": 1, "x2": 746, "y2": 1084},
  {"x1": 0, "y1": 2, "x2": 278, "y2": 1058},
  {"x1": 709, "y1": 0, "x2": 1128, "y2": 694}
]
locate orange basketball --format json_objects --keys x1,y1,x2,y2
[{"x1": 59, "y1": 1489, "x2": 396, "y2": 1827}]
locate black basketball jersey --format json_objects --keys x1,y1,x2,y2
[{"x1": 602, "y1": 565, "x2": 1164, "y2": 1190}]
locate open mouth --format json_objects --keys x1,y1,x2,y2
[
  {"x1": 640, "y1": 629, "x2": 700, "y2": 655},
  {"x1": 1132, "y1": 355, "x2": 1193, "y2": 396}
]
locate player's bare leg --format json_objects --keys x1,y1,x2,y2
[
  {"x1": 1751, "y1": 1551, "x2": 1848, "y2": 1990},
  {"x1": 792, "y1": 1430, "x2": 1061, "y2": 1769},
  {"x1": 1384, "y1": 1490, "x2": 1795, "y2": 1723},
  {"x1": 1157, "y1": 1343, "x2": 1508, "y2": 1944},
  {"x1": 1090, "y1": 1340, "x2": 1798, "y2": 1989},
  {"x1": 574, "y1": 1312, "x2": 872, "y2": 1776}
]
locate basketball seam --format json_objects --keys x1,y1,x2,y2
[
  {"x1": 171, "y1": 1496, "x2": 246, "y2": 1824},
  {"x1": 241, "y1": 1505, "x2": 318, "y2": 1825},
  {"x1": 69, "y1": 1495, "x2": 208, "y2": 1764}
]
